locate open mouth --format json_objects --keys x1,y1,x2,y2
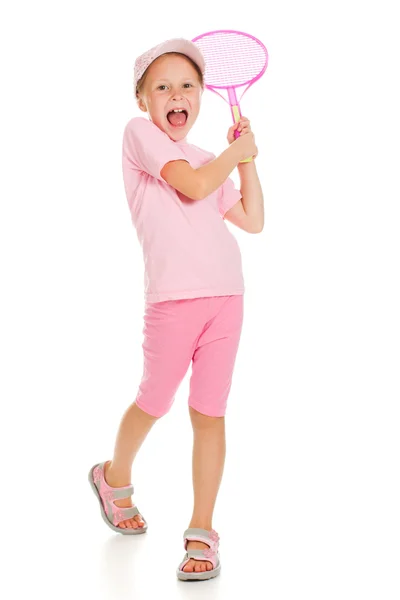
[{"x1": 166, "y1": 108, "x2": 188, "y2": 127}]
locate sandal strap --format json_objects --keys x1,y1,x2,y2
[
  {"x1": 186, "y1": 549, "x2": 217, "y2": 560},
  {"x1": 183, "y1": 527, "x2": 217, "y2": 541},
  {"x1": 183, "y1": 527, "x2": 220, "y2": 549},
  {"x1": 112, "y1": 485, "x2": 134, "y2": 500},
  {"x1": 113, "y1": 505, "x2": 140, "y2": 524}
]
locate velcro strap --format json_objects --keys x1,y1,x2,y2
[
  {"x1": 112, "y1": 485, "x2": 134, "y2": 500},
  {"x1": 186, "y1": 549, "x2": 215, "y2": 560},
  {"x1": 114, "y1": 505, "x2": 139, "y2": 523},
  {"x1": 183, "y1": 527, "x2": 212, "y2": 540},
  {"x1": 183, "y1": 549, "x2": 219, "y2": 570}
]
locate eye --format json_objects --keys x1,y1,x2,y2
[
  {"x1": 183, "y1": 83, "x2": 193, "y2": 88},
  {"x1": 157, "y1": 85, "x2": 167, "y2": 91}
]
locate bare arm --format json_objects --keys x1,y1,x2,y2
[
  {"x1": 160, "y1": 142, "x2": 242, "y2": 201},
  {"x1": 223, "y1": 162, "x2": 264, "y2": 234},
  {"x1": 222, "y1": 117, "x2": 264, "y2": 233}
]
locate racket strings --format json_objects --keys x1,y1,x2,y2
[{"x1": 194, "y1": 32, "x2": 267, "y2": 87}]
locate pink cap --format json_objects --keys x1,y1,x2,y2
[{"x1": 134, "y1": 38, "x2": 206, "y2": 95}]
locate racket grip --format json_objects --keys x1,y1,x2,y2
[{"x1": 233, "y1": 105, "x2": 253, "y2": 163}]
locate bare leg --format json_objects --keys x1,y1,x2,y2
[
  {"x1": 182, "y1": 406, "x2": 226, "y2": 573},
  {"x1": 104, "y1": 401, "x2": 159, "y2": 529}
]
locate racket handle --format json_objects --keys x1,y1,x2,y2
[{"x1": 232, "y1": 105, "x2": 253, "y2": 163}]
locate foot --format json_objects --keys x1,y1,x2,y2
[
  {"x1": 182, "y1": 539, "x2": 214, "y2": 573},
  {"x1": 103, "y1": 461, "x2": 145, "y2": 530}
]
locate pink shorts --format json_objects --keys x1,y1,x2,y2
[{"x1": 135, "y1": 295, "x2": 244, "y2": 418}]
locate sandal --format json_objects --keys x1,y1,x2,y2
[
  {"x1": 177, "y1": 527, "x2": 221, "y2": 581},
  {"x1": 88, "y1": 461, "x2": 148, "y2": 535}
]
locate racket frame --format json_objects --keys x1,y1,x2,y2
[{"x1": 192, "y1": 30, "x2": 268, "y2": 163}]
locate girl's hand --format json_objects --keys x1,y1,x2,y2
[
  {"x1": 233, "y1": 130, "x2": 258, "y2": 162},
  {"x1": 227, "y1": 116, "x2": 253, "y2": 144}
]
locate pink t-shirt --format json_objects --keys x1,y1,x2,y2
[{"x1": 122, "y1": 116, "x2": 245, "y2": 303}]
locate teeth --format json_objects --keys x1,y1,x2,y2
[{"x1": 172, "y1": 109, "x2": 184, "y2": 112}]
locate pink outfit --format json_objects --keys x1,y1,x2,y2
[
  {"x1": 135, "y1": 295, "x2": 244, "y2": 417},
  {"x1": 122, "y1": 116, "x2": 245, "y2": 417},
  {"x1": 122, "y1": 117, "x2": 245, "y2": 303}
]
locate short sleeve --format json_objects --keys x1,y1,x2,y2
[
  {"x1": 122, "y1": 117, "x2": 189, "y2": 182},
  {"x1": 218, "y1": 176, "x2": 242, "y2": 218}
]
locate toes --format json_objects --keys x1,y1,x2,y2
[
  {"x1": 182, "y1": 560, "x2": 211, "y2": 573},
  {"x1": 188, "y1": 560, "x2": 196, "y2": 572},
  {"x1": 183, "y1": 560, "x2": 194, "y2": 572},
  {"x1": 117, "y1": 517, "x2": 143, "y2": 530},
  {"x1": 134, "y1": 515, "x2": 144, "y2": 527},
  {"x1": 119, "y1": 520, "x2": 133, "y2": 528}
]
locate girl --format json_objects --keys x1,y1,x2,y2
[{"x1": 88, "y1": 37, "x2": 264, "y2": 582}]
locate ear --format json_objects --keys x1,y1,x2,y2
[{"x1": 136, "y1": 95, "x2": 147, "y2": 113}]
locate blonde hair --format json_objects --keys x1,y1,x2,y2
[{"x1": 135, "y1": 52, "x2": 204, "y2": 98}]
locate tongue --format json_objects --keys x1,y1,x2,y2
[{"x1": 167, "y1": 111, "x2": 187, "y2": 126}]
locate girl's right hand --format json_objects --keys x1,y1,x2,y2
[{"x1": 230, "y1": 129, "x2": 258, "y2": 162}]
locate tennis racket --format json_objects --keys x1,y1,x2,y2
[{"x1": 192, "y1": 29, "x2": 268, "y2": 163}]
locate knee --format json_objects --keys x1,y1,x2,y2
[
  {"x1": 135, "y1": 386, "x2": 175, "y2": 419},
  {"x1": 135, "y1": 400, "x2": 171, "y2": 420},
  {"x1": 189, "y1": 405, "x2": 225, "y2": 428}
]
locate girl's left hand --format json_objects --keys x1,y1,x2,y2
[{"x1": 227, "y1": 116, "x2": 252, "y2": 145}]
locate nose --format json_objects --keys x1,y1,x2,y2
[{"x1": 171, "y1": 87, "x2": 184, "y2": 100}]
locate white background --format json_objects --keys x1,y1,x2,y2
[{"x1": 1, "y1": 1, "x2": 399, "y2": 598}]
